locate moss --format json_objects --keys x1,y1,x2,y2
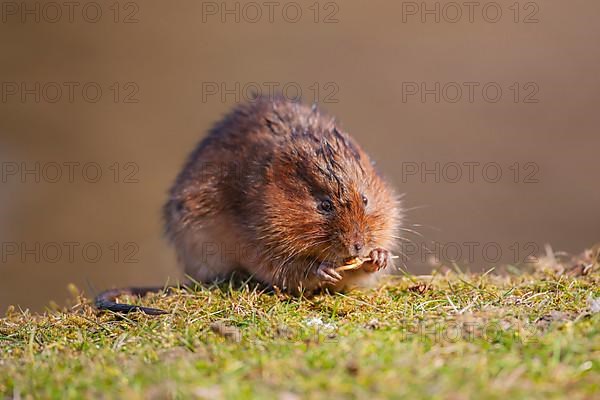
[{"x1": 1, "y1": 268, "x2": 598, "y2": 399}]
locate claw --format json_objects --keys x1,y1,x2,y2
[
  {"x1": 315, "y1": 262, "x2": 342, "y2": 284},
  {"x1": 364, "y1": 248, "x2": 392, "y2": 272}
]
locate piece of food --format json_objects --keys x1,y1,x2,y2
[
  {"x1": 336, "y1": 257, "x2": 364, "y2": 272},
  {"x1": 335, "y1": 255, "x2": 399, "y2": 272}
]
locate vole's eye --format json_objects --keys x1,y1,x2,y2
[
  {"x1": 362, "y1": 195, "x2": 368, "y2": 206},
  {"x1": 319, "y1": 199, "x2": 334, "y2": 213}
]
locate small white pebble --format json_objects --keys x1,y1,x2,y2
[
  {"x1": 587, "y1": 296, "x2": 600, "y2": 314},
  {"x1": 304, "y1": 317, "x2": 336, "y2": 332},
  {"x1": 579, "y1": 361, "x2": 592, "y2": 371}
]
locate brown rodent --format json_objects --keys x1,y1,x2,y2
[
  {"x1": 164, "y1": 96, "x2": 402, "y2": 294},
  {"x1": 96, "y1": 96, "x2": 402, "y2": 314}
]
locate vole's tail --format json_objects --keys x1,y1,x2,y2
[{"x1": 94, "y1": 287, "x2": 170, "y2": 315}]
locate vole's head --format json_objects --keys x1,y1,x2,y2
[{"x1": 260, "y1": 102, "x2": 401, "y2": 264}]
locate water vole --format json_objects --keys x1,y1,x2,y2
[{"x1": 96, "y1": 96, "x2": 402, "y2": 313}]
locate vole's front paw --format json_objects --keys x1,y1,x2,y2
[
  {"x1": 363, "y1": 248, "x2": 392, "y2": 273},
  {"x1": 314, "y1": 261, "x2": 342, "y2": 285}
]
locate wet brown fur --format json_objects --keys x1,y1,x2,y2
[{"x1": 163, "y1": 96, "x2": 402, "y2": 294}]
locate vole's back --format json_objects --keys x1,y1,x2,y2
[{"x1": 166, "y1": 97, "x2": 335, "y2": 211}]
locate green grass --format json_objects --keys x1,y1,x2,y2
[{"x1": 1, "y1": 265, "x2": 599, "y2": 399}]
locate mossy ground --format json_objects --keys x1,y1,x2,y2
[{"x1": 1, "y1": 259, "x2": 599, "y2": 399}]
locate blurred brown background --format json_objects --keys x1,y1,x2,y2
[{"x1": 1, "y1": 0, "x2": 599, "y2": 311}]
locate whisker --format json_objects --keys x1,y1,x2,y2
[{"x1": 401, "y1": 204, "x2": 430, "y2": 213}]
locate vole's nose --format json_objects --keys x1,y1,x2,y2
[{"x1": 347, "y1": 223, "x2": 365, "y2": 256}]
